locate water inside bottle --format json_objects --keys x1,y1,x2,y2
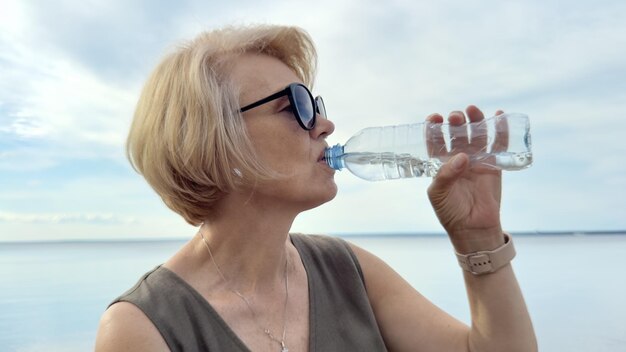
[
  {"x1": 342, "y1": 151, "x2": 533, "y2": 181},
  {"x1": 493, "y1": 151, "x2": 533, "y2": 170},
  {"x1": 343, "y1": 152, "x2": 442, "y2": 180}
]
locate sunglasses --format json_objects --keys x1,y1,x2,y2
[{"x1": 239, "y1": 83, "x2": 326, "y2": 130}]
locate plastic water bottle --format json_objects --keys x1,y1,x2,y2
[{"x1": 324, "y1": 113, "x2": 532, "y2": 181}]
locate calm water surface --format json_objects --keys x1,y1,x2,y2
[{"x1": 1, "y1": 234, "x2": 625, "y2": 352}]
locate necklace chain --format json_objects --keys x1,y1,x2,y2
[{"x1": 199, "y1": 231, "x2": 290, "y2": 352}]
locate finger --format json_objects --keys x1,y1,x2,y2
[
  {"x1": 466, "y1": 105, "x2": 487, "y2": 154},
  {"x1": 426, "y1": 113, "x2": 447, "y2": 158},
  {"x1": 447, "y1": 110, "x2": 466, "y2": 124},
  {"x1": 448, "y1": 111, "x2": 468, "y2": 154},
  {"x1": 426, "y1": 113, "x2": 444, "y2": 124},
  {"x1": 428, "y1": 153, "x2": 468, "y2": 197},
  {"x1": 492, "y1": 112, "x2": 509, "y2": 153},
  {"x1": 466, "y1": 105, "x2": 485, "y2": 123}
]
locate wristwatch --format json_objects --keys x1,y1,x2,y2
[{"x1": 455, "y1": 233, "x2": 516, "y2": 275}]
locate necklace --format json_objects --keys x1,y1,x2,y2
[{"x1": 199, "y1": 231, "x2": 290, "y2": 352}]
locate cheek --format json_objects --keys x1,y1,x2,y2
[{"x1": 250, "y1": 128, "x2": 310, "y2": 171}]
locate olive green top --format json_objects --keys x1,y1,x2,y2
[{"x1": 110, "y1": 234, "x2": 387, "y2": 351}]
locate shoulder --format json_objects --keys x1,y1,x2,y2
[
  {"x1": 290, "y1": 233, "x2": 352, "y2": 253},
  {"x1": 291, "y1": 233, "x2": 368, "y2": 284},
  {"x1": 292, "y1": 234, "x2": 386, "y2": 271},
  {"x1": 290, "y1": 235, "x2": 391, "y2": 277},
  {"x1": 291, "y1": 233, "x2": 359, "y2": 263},
  {"x1": 95, "y1": 302, "x2": 170, "y2": 352},
  {"x1": 343, "y1": 239, "x2": 421, "y2": 303}
]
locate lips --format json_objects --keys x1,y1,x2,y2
[
  {"x1": 317, "y1": 147, "x2": 335, "y2": 173},
  {"x1": 317, "y1": 148, "x2": 327, "y2": 162}
]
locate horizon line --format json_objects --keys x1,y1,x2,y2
[{"x1": 1, "y1": 230, "x2": 625, "y2": 244}]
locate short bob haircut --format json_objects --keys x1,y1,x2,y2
[{"x1": 126, "y1": 25, "x2": 317, "y2": 226}]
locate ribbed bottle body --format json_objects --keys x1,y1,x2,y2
[{"x1": 325, "y1": 113, "x2": 532, "y2": 181}]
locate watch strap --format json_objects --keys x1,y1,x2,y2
[{"x1": 455, "y1": 233, "x2": 516, "y2": 275}]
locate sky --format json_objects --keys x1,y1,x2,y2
[{"x1": 1, "y1": 0, "x2": 625, "y2": 241}]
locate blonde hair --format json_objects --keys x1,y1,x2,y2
[{"x1": 126, "y1": 25, "x2": 317, "y2": 226}]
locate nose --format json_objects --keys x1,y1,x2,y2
[{"x1": 311, "y1": 113, "x2": 334, "y2": 139}]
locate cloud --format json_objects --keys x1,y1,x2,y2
[
  {"x1": 0, "y1": 118, "x2": 48, "y2": 138},
  {"x1": 0, "y1": 211, "x2": 137, "y2": 225},
  {"x1": 0, "y1": 49, "x2": 136, "y2": 146},
  {"x1": 1, "y1": 0, "x2": 626, "y2": 240},
  {"x1": 0, "y1": 1, "x2": 140, "y2": 175}
]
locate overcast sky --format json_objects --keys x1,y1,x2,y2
[{"x1": 1, "y1": 0, "x2": 625, "y2": 241}]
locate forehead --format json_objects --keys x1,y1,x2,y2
[{"x1": 229, "y1": 53, "x2": 302, "y2": 102}]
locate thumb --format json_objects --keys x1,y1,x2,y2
[{"x1": 430, "y1": 153, "x2": 468, "y2": 192}]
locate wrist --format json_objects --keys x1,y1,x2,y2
[
  {"x1": 455, "y1": 233, "x2": 515, "y2": 275},
  {"x1": 449, "y1": 227, "x2": 505, "y2": 254}
]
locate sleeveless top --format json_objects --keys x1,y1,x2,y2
[{"x1": 110, "y1": 234, "x2": 387, "y2": 351}]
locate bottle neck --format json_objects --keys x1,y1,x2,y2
[{"x1": 324, "y1": 144, "x2": 345, "y2": 170}]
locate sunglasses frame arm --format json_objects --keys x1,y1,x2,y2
[{"x1": 239, "y1": 87, "x2": 290, "y2": 113}]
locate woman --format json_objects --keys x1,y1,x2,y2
[{"x1": 95, "y1": 25, "x2": 537, "y2": 351}]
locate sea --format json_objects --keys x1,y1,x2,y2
[{"x1": 1, "y1": 233, "x2": 625, "y2": 352}]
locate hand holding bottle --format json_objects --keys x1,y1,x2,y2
[{"x1": 426, "y1": 106, "x2": 507, "y2": 254}]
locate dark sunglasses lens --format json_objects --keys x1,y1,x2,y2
[
  {"x1": 315, "y1": 96, "x2": 326, "y2": 119},
  {"x1": 293, "y1": 85, "x2": 315, "y2": 129}
]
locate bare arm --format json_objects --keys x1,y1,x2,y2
[
  {"x1": 461, "y1": 257, "x2": 536, "y2": 351},
  {"x1": 353, "y1": 105, "x2": 537, "y2": 352},
  {"x1": 351, "y1": 241, "x2": 536, "y2": 352},
  {"x1": 95, "y1": 302, "x2": 170, "y2": 352},
  {"x1": 350, "y1": 243, "x2": 470, "y2": 351}
]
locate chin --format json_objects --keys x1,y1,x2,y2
[
  {"x1": 290, "y1": 183, "x2": 335, "y2": 212},
  {"x1": 304, "y1": 183, "x2": 338, "y2": 210}
]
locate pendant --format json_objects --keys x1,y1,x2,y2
[{"x1": 280, "y1": 341, "x2": 288, "y2": 352}]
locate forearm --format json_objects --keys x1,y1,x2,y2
[
  {"x1": 450, "y1": 230, "x2": 537, "y2": 352},
  {"x1": 463, "y1": 263, "x2": 537, "y2": 352},
  {"x1": 423, "y1": 107, "x2": 538, "y2": 351}
]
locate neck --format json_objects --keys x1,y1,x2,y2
[{"x1": 197, "y1": 192, "x2": 299, "y2": 294}]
